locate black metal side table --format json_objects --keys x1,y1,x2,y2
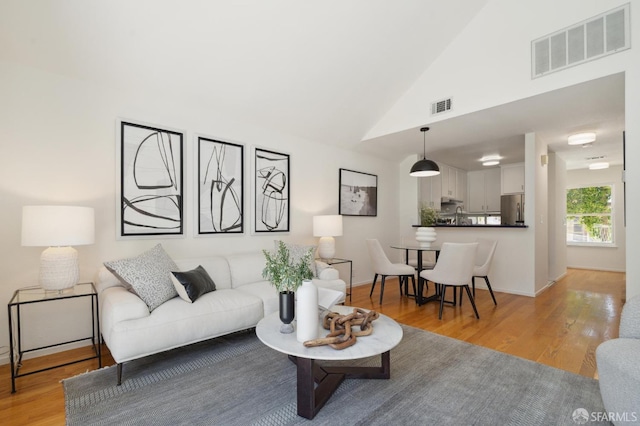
[
  {"x1": 320, "y1": 258, "x2": 353, "y2": 302},
  {"x1": 7, "y1": 282, "x2": 101, "y2": 393}
]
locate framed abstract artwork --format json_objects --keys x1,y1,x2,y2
[
  {"x1": 254, "y1": 147, "x2": 290, "y2": 233},
  {"x1": 118, "y1": 120, "x2": 184, "y2": 237},
  {"x1": 339, "y1": 168, "x2": 377, "y2": 216},
  {"x1": 197, "y1": 136, "x2": 244, "y2": 234}
]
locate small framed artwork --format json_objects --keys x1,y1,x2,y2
[
  {"x1": 118, "y1": 120, "x2": 184, "y2": 237},
  {"x1": 339, "y1": 168, "x2": 377, "y2": 216},
  {"x1": 198, "y1": 136, "x2": 244, "y2": 234},
  {"x1": 254, "y1": 147, "x2": 290, "y2": 233}
]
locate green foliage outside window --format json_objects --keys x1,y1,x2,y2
[{"x1": 566, "y1": 186, "x2": 611, "y2": 241}]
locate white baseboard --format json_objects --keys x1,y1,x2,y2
[
  {"x1": 492, "y1": 288, "x2": 536, "y2": 297},
  {"x1": 534, "y1": 281, "x2": 556, "y2": 297},
  {"x1": 0, "y1": 340, "x2": 93, "y2": 366},
  {"x1": 567, "y1": 266, "x2": 626, "y2": 273},
  {"x1": 550, "y1": 272, "x2": 567, "y2": 283}
]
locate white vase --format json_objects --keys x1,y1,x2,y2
[
  {"x1": 296, "y1": 280, "x2": 318, "y2": 343},
  {"x1": 415, "y1": 227, "x2": 437, "y2": 248}
]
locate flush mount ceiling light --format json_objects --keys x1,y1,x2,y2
[
  {"x1": 480, "y1": 155, "x2": 501, "y2": 167},
  {"x1": 568, "y1": 132, "x2": 596, "y2": 145},
  {"x1": 410, "y1": 127, "x2": 440, "y2": 177},
  {"x1": 589, "y1": 162, "x2": 609, "y2": 170}
]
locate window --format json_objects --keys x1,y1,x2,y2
[{"x1": 566, "y1": 185, "x2": 613, "y2": 245}]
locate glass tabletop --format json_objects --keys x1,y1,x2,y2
[{"x1": 8, "y1": 282, "x2": 96, "y2": 305}]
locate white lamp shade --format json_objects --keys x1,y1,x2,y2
[
  {"x1": 22, "y1": 206, "x2": 95, "y2": 247},
  {"x1": 22, "y1": 206, "x2": 95, "y2": 291},
  {"x1": 313, "y1": 215, "x2": 343, "y2": 237}
]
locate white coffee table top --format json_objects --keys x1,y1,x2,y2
[{"x1": 256, "y1": 305, "x2": 403, "y2": 361}]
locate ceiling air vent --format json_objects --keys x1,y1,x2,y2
[
  {"x1": 532, "y1": 3, "x2": 630, "y2": 78},
  {"x1": 431, "y1": 97, "x2": 452, "y2": 115}
]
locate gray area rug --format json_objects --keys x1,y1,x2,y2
[{"x1": 64, "y1": 325, "x2": 606, "y2": 425}]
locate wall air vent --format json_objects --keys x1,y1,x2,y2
[
  {"x1": 532, "y1": 3, "x2": 630, "y2": 79},
  {"x1": 431, "y1": 97, "x2": 452, "y2": 115}
]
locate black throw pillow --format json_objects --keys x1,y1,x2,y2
[{"x1": 170, "y1": 265, "x2": 216, "y2": 303}]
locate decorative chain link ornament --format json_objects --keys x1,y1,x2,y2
[{"x1": 303, "y1": 308, "x2": 380, "y2": 350}]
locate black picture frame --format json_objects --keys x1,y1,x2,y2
[
  {"x1": 119, "y1": 121, "x2": 184, "y2": 237},
  {"x1": 198, "y1": 136, "x2": 244, "y2": 234},
  {"x1": 254, "y1": 147, "x2": 290, "y2": 232},
  {"x1": 339, "y1": 168, "x2": 377, "y2": 216}
]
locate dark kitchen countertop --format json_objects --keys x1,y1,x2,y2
[{"x1": 413, "y1": 224, "x2": 528, "y2": 229}]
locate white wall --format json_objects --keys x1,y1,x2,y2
[
  {"x1": 365, "y1": 0, "x2": 632, "y2": 141},
  {"x1": 0, "y1": 59, "x2": 400, "y2": 362},
  {"x1": 565, "y1": 165, "x2": 626, "y2": 272},
  {"x1": 548, "y1": 153, "x2": 568, "y2": 282},
  {"x1": 430, "y1": 227, "x2": 535, "y2": 296},
  {"x1": 365, "y1": 0, "x2": 639, "y2": 299},
  {"x1": 527, "y1": 133, "x2": 550, "y2": 293},
  {"x1": 2, "y1": 0, "x2": 639, "y2": 365},
  {"x1": 625, "y1": 66, "x2": 640, "y2": 299}
]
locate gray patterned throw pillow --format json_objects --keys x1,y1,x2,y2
[{"x1": 104, "y1": 244, "x2": 179, "y2": 312}]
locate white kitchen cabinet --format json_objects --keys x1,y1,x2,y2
[
  {"x1": 485, "y1": 168, "x2": 501, "y2": 212},
  {"x1": 467, "y1": 168, "x2": 501, "y2": 213},
  {"x1": 439, "y1": 163, "x2": 450, "y2": 198},
  {"x1": 439, "y1": 163, "x2": 465, "y2": 201},
  {"x1": 456, "y1": 169, "x2": 467, "y2": 205},
  {"x1": 418, "y1": 173, "x2": 441, "y2": 211},
  {"x1": 501, "y1": 163, "x2": 525, "y2": 194},
  {"x1": 468, "y1": 172, "x2": 485, "y2": 213}
]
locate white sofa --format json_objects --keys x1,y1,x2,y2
[
  {"x1": 596, "y1": 295, "x2": 640, "y2": 424},
  {"x1": 96, "y1": 251, "x2": 346, "y2": 384}
]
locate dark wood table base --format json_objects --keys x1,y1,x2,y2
[{"x1": 288, "y1": 351, "x2": 391, "y2": 419}]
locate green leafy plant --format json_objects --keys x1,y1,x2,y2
[
  {"x1": 420, "y1": 204, "x2": 439, "y2": 227},
  {"x1": 262, "y1": 241, "x2": 313, "y2": 293}
]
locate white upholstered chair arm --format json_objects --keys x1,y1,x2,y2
[
  {"x1": 100, "y1": 287, "x2": 150, "y2": 341},
  {"x1": 620, "y1": 295, "x2": 640, "y2": 339},
  {"x1": 318, "y1": 266, "x2": 339, "y2": 280},
  {"x1": 596, "y1": 339, "x2": 640, "y2": 420}
]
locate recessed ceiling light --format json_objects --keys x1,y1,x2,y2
[
  {"x1": 482, "y1": 160, "x2": 500, "y2": 166},
  {"x1": 568, "y1": 132, "x2": 596, "y2": 145},
  {"x1": 589, "y1": 162, "x2": 609, "y2": 170}
]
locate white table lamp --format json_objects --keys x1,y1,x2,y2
[
  {"x1": 313, "y1": 215, "x2": 343, "y2": 260},
  {"x1": 22, "y1": 206, "x2": 95, "y2": 291}
]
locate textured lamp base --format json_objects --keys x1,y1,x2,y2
[
  {"x1": 39, "y1": 246, "x2": 79, "y2": 291},
  {"x1": 317, "y1": 236, "x2": 336, "y2": 260}
]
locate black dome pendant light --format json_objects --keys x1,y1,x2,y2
[{"x1": 410, "y1": 127, "x2": 440, "y2": 177}]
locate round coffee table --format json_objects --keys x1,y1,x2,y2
[{"x1": 256, "y1": 305, "x2": 403, "y2": 419}]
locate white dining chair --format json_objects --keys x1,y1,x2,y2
[
  {"x1": 366, "y1": 239, "x2": 416, "y2": 305},
  {"x1": 472, "y1": 239, "x2": 498, "y2": 305},
  {"x1": 420, "y1": 242, "x2": 479, "y2": 320}
]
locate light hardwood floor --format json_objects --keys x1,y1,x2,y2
[{"x1": 0, "y1": 268, "x2": 625, "y2": 425}]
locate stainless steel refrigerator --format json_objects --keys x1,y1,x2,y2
[{"x1": 501, "y1": 194, "x2": 525, "y2": 226}]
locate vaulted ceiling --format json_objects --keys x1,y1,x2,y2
[
  {"x1": 0, "y1": 0, "x2": 624, "y2": 170},
  {"x1": 0, "y1": 0, "x2": 488, "y2": 142}
]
